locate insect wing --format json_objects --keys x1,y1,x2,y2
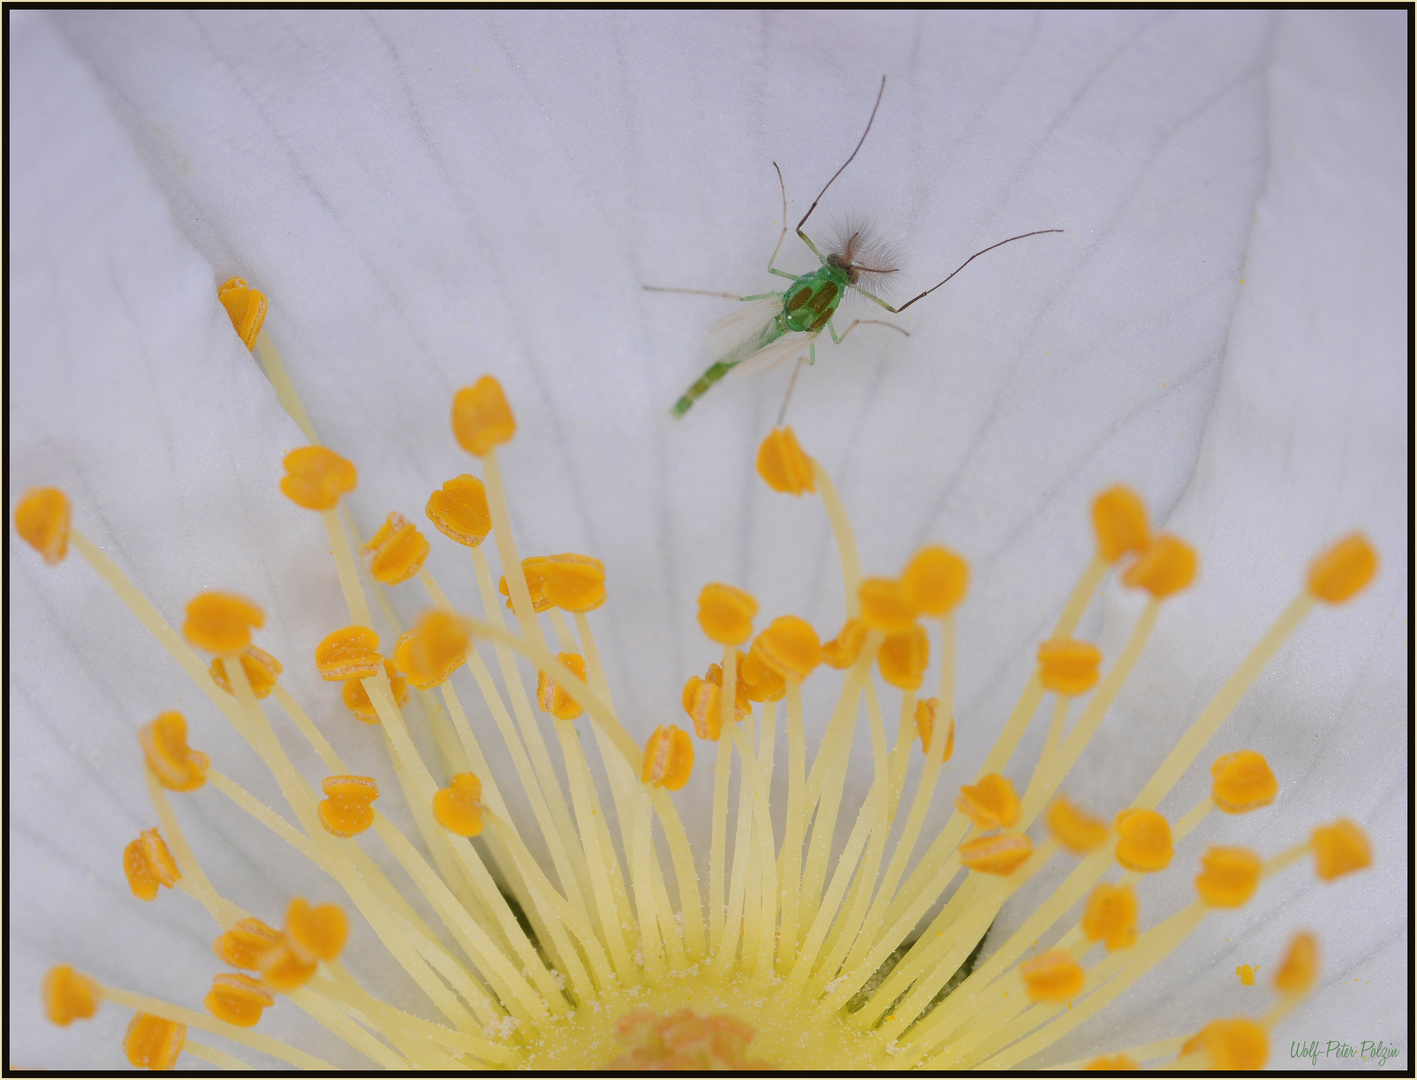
[
  {"x1": 706, "y1": 297, "x2": 782, "y2": 359},
  {"x1": 730, "y1": 330, "x2": 817, "y2": 379}
]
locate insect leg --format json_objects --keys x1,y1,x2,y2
[
  {"x1": 643, "y1": 286, "x2": 780, "y2": 301},
  {"x1": 828, "y1": 318, "x2": 910, "y2": 344},
  {"x1": 776, "y1": 356, "x2": 807, "y2": 427},
  {"x1": 766, "y1": 163, "x2": 792, "y2": 275}
]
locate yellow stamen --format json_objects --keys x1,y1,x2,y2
[
  {"x1": 452, "y1": 375, "x2": 516, "y2": 456},
  {"x1": 217, "y1": 276, "x2": 268, "y2": 350},
  {"x1": 14, "y1": 486, "x2": 70, "y2": 564},
  {"x1": 1273, "y1": 931, "x2": 1319, "y2": 995},
  {"x1": 204, "y1": 973, "x2": 273, "y2": 1029},
  {"x1": 1081, "y1": 881, "x2": 1138, "y2": 950},
  {"x1": 878, "y1": 622, "x2": 928, "y2": 690},
  {"x1": 424, "y1": 473, "x2": 491, "y2": 547},
  {"x1": 537, "y1": 651, "x2": 588, "y2": 720},
  {"x1": 212, "y1": 918, "x2": 281, "y2": 970},
  {"x1": 279, "y1": 445, "x2": 357, "y2": 510},
  {"x1": 341, "y1": 658, "x2": 408, "y2": 722},
  {"x1": 1312, "y1": 818, "x2": 1373, "y2": 880},
  {"x1": 138, "y1": 712, "x2": 210, "y2": 792},
  {"x1": 392, "y1": 609, "x2": 471, "y2": 689},
  {"x1": 858, "y1": 576, "x2": 918, "y2": 634},
  {"x1": 123, "y1": 827, "x2": 181, "y2": 901},
  {"x1": 1113, "y1": 807, "x2": 1173, "y2": 872},
  {"x1": 1121, "y1": 533, "x2": 1198, "y2": 598},
  {"x1": 901, "y1": 543, "x2": 969, "y2": 616},
  {"x1": 1211, "y1": 749, "x2": 1278, "y2": 813},
  {"x1": 1307, "y1": 531, "x2": 1378, "y2": 603},
  {"x1": 1019, "y1": 949, "x2": 1085, "y2": 1003},
  {"x1": 123, "y1": 1012, "x2": 186, "y2": 1070},
  {"x1": 432, "y1": 772, "x2": 485, "y2": 837},
  {"x1": 1091, "y1": 485, "x2": 1149, "y2": 563},
  {"x1": 959, "y1": 831, "x2": 1033, "y2": 875},
  {"x1": 756, "y1": 426, "x2": 815, "y2": 495},
  {"x1": 752, "y1": 614, "x2": 821, "y2": 682},
  {"x1": 314, "y1": 624, "x2": 382, "y2": 680},
  {"x1": 1045, "y1": 796, "x2": 1110, "y2": 854},
  {"x1": 182, "y1": 591, "x2": 264, "y2": 654},
  {"x1": 697, "y1": 582, "x2": 758, "y2": 645},
  {"x1": 363, "y1": 511, "x2": 430, "y2": 585},
  {"x1": 1036, "y1": 638, "x2": 1103, "y2": 695},
  {"x1": 317, "y1": 775, "x2": 379, "y2": 838},
  {"x1": 643, "y1": 725, "x2": 695, "y2": 791},
  {"x1": 1179, "y1": 1017, "x2": 1268, "y2": 1070},
  {"x1": 209, "y1": 646, "x2": 282, "y2": 699},
  {"x1": 955, "y1": 773, "x2": 1021, "y2": 830},
  {"x1": 43, "y1": 965, "x2": 99, "y2": 1027}
]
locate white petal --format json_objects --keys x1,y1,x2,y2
[{"x1": 13, "y1": 9, "x2": 1405, "y2": 1069}]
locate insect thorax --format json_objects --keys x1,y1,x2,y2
[{"x1": 782, "y1": 264, "x2": 852, "y2": 334}]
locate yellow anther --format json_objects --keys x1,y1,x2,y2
[
  {"x1": 756, "y1": 426, "x2": 815, "y2": 495},
  {"x1": 123, "y1": 828, "x2": 181, "y2": 901},
  {"x1": 1113, "y1": 807, "x2": 1173, "y2": 872},
  {"x1": 362, "y1": 512, "x2": 430, "y2": 586},
  {"x1": 212, "y1": 918, "x2": 282, "y2": 970},
  {"x1": 279, "y1": 445, "x2": 357, "y2": 510},
  {"x1": 1046, "y1": 796, "x2": 1110, "y2": 854},
  {"x1": 1036, "y1": 638, "x2": 1103, "y2": 695},
  {"x1": 341, "y1": 659, "x2": 408, "y2": 724},
  {"x1": 1181, "y1": 1018, "x2": 1268, "y2": 1070},
  {"x1": 124, "y1": 1012, "x2": 186, "y2": 1070},
  {"x1": 740, "y1": 643, "x2": 787, "y2": 703},
  {"x1": 498, "y1": 569, "x2": 551, "y2": 612},
  {"x1": 1311, "y1": 818, "x2": 1372, "y2": 880},
  {"x1": 1121, "y1": 533, "x2": 1197, "y2": 599},
  {"x1": 697, "y1": 583, "x2": 758, "y2": 646},
  {"x1": 878, "y1": 624, "x2": 928, "y2": 691},
  {"x1": 204, "y1": 973, "x2": 273, "y2": 1028},
  {"x1": 392, "y1": 610, "x2": 471, "y2": 690},
  {"x1": 753, "y1": 615, "x2": 822, "y2": 683},
  {"x1": 285, "y1": 897, "x2": 349, "y2": 964},
  {"x1": 14, "y1": 487, "x2": 71, "y2": 565},
  {"x1": 138, "y1": 712, "x2": 210, "y2": 793},
  {"x1": 425, "y1": 474, "x2": 492, "y2": 547},
  {"x1": 954, "y1": 774, "x2": 1021, "y2": 830},
  {"x1": 901, "y1": 544, "x2": 968, "y2": 616},
  {"x1": 1306, "y1": 531, "x2": 1378, "y2": 604},
  {"x1": 259, "y1": 941, "x2": 317, "y2": 993},
  {"x1": 433, "y1": 772, "x2": 484, "y2": 837},
  {"x1": 217, "y1": 276, "x2": 268, "y2": 351},
  {"x1": 210, "y1": 646, "x2": 282, "y2": 699},
  {"x1": 682, "y1": 663, "x2": 750, "y2": 741},
  {"x1": 1020, "y1": 949, "x2": 1086, "y2": 1003},
  {"x1": 452, "y1": 376, "x2": 516, "y2": 456},
  {"x1": 914, "y1": 697, "x2": 954, "y2": 761},
  {"x1": 1273, "y1": 931, "x2": 1320, "y2": 995},
  {"x1": 857, "y1": 577, "x2": 919, "y2": 634},
  {"x1": 317, "y1": 775, "x2": 379, "y2": 838},
  {"x1": 643, "y1": 725, "x2": 695, "y2": 791},
  {"x1": 1195, "y1": 846, "x2": 1262, "y2": 907},
  {"x1": 1210, "y1": 749, "x2": 1278, "y2": 813},
  {"x1": 43, "y1": 965, "x2": 99, "y2": 1026},
  {"x1": 183, "y1": 591, "x2": 264, "y2": 655},
  {"x1": 537, "y1": 652, "x2": 588, "y2": 721},
  {"x1": 1085, "y1": 1054, "x2": 1140, "y2": 1071},
  {"x1": 821, "y1": 617, "x2": 870, "y2": 669},
  {"x1": 1091, "y1": 485, "x2": 1150, "y2": 564},
  {"x1": 541, "y1": 553, "x2": 607, "y2": 612},
  {"x1": 1081, "y1": 882, "x2": 1138, "y2": 950},
  {"x1": 314, "y1": 625, "x2": 383, "y2": 681},
  {"x1": 959, "y1": 831, "x2": 1033, "y2": 875}
]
